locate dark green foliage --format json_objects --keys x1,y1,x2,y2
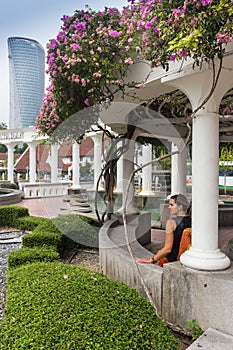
[
  {"x1": 8, "y1": 248, "x2": 59, "y2": 268},
  {"x1": 14, "y1": 216, "x2": 50, "y2": 231},
  {"x1": 0, "y1": 262, "x2": 178, "y2": 350},
  {"x1": 52, "y1": 214, "x2": 99, "y2": 248},
  {"x1": 77, "y1": 214, "x2": 102, "y2": 227},
  {"x1": 7, "y1": 214, "x2": 100, "y2": 267},
  {"x1": 0, "y1": 205, "x2": 29, "y2": 227},
  {"x1": 21, "y1": 218, "x2": 67, "y2": 255},
  {"x1": 22, "y1": 231, "x2": 62, "y2": 250},
  {"x1": 33, "y1": 219, "x2": 61, "y2": 234},
  {"x1": 1, "y1": 213, "x2": 178, "y2": 349},
  {"x1": 0, "y1": 183, "x2": 19, "y2": 190}
]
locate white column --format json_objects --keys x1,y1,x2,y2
[
  {"x1": 28, "y1": 142, "x2": 37, "y2": 183},
  {"x1": 171, "y1": 142, "x2": 187, "y2": 196},
  {"x1": 50, "y1": 143, "x2": 58, "y2": 183},
  {"x1": 91, "y1": 132, "x2": 104, "y2": 190},
  {"x1": 117, "y1": 140, "x2": 139, "y2": 215},
  {"x1": 6, "y1": 143, "x2": 15, "y2": 183},
  {"x1": 140, "y1": 144, "x2": 154, "y2": 195},
  {"x1": 114, "y1": 140, "x2": 123, "y2": 193},
  {"x1": 180, "y1": 112, "x2": 230, "y2": 270},
  {"x1": 71, "y1": 141, "x2": 81, "y2": 189}
]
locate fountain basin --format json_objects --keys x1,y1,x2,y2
[{"x1": 0, "y1": 188, "x2": 23, "y2": 206}]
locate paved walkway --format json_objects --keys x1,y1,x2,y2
[{"x1": 19, "y1": 197, "x2": 66, "y2": 218}]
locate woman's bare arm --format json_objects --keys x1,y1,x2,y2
[{"x1": 138, "y1": 219, "x2": 176, "y2": 263}]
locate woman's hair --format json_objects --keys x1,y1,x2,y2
[{"x1": 170, "y1": 194, "x2": 191, "y2": 215}]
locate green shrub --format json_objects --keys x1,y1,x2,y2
[
  {"x1": 33, "y1": 219, "x2": 61, "y2": 234},
  {"x1": 0, "y1": 183, "x2": 19, "y2": 190},
  {"x1": 77, "y1": 214, "x2": 102, "y2": 227},
  {"x1": 52, "y1": 214, "x2": 99, "y2": 248},
  {"x1": 0, "y1": 205, "x2": 29, "y2": 227},
  {"x1": 22, "y1": 230, "x2": 63, "y2": 250},
  {"x1": 0, "y1": 262, "x2": 178, "y2": 350},
  {"x1": 14, "y1": 216, "x2": 50, "y2": 231},
  {"x1": 8, "y1": 247, "x2": 59, "y2": 268}
]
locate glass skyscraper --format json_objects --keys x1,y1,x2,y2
[{"x1": 8, "y1": 37, "x2": 45, "y2": 129}]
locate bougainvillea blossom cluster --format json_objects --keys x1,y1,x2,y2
[
  {"x1": 36, "y1": 1, "x2": 233, "y2": 136},
  {"x1": 36, "y1": 7, "x2": 136, "y2": 136},
  {"x1": 122, "y1": 0, "x2": 233, "y2": 69}
]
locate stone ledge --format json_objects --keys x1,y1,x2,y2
[
  {"x1": 187, "y1": 328, "x2": 233, "y2": 350},
  {"x1": 162, "y1": 262, "x2": 233, "y2": 335}
]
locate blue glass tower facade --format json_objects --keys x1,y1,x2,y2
[{"x1": 8, "y1": 37, "x2": 45, "y2": 129}]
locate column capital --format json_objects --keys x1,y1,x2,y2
[
  {"x1": 27, "y1": 140, "x2": 38, "y2": 146},
  {"x1": 89, "y1": 131, "x2": 103, "y2": 146},
  {"x1": 6, "y1": 142, "x2": 17, "y2": 151}
]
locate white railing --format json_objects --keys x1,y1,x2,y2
[{"x1": 20, "y1": 182, "x2": 71, "y2": 198}]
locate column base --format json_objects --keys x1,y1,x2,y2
[{"x1": 180, "y1": 247, "x2": 231, "y2": 271}]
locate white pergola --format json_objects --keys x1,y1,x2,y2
[
  {"x1": 0, "y1": 127, "x2": 105, "y2": 192},
  {"x1": 100, "y1": 42, "x2": 233, "y2": 272},
  {"x1": 1, "y1": 42, "x2": 233, "y2": 273}
]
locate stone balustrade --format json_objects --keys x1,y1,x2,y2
[{"x1": 20, "y1": 182, "x2": 71, "y2": 198}]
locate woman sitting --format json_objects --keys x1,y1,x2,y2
[{"x1": 138, "y1": 194, "x2": 191, "y2": 267}]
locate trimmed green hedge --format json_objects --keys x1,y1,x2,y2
[
  {"x1": 8, "y1": 213, "x2": 100, "y2": 268},
  {"x1": 15, "y1": 216, "x2": 50, "y2": 231},
  {"x1": 8, "y1": 247, "x2": 59, "y2": 268},
  {"x1": 75, "y1": 214, "x2": 102, "y2": 227},
  {"x1": 0, "y1": 262, "x2": 179, "y2": 350},
  {"x1": 52, "y1": 214, "x2": 99, "y2": 248},
  {"x1": 0, "y1": 183, "x2": 19, "y2": 190},
  {"x1": 33, "y1": 219, "x2": 61, "y2": 234},
  {"x1": 8, "y1": 219, "x2": 63, "y2": 268},
  {"x1": 0, "y1": 205, "x2": 29, "y2": 227},
  {"x1": 22, "y1": 231, "x2": 62, "y2": 250}
]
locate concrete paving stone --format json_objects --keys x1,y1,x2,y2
[
  {"x1": 187, "y1": 328, "x2": 233, "y2": 350},
  {"x1": 69, "y1": 202, "x2": 91, "y2": 207},
  {"x1": 71, "y1": 208, "x2": 92, "y2": 213}
]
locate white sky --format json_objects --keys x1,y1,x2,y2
[{"x1": 0, "y1": 0, "x2": 128, "y2": 127}]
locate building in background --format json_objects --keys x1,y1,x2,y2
[
  {"x1": 14, "y1": 138, "x2": 95, "y2": 181},
  {"x1": 8, "y1": 37, "x2": 45, "y2": 129}
]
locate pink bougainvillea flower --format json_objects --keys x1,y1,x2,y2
[
  {"x1": 216, "y1": 32, "x2": 232, "y2": 43},
  {"x1": 108, "y1": 30, "x2": 122, "y2": 37},
  {"x1": 124, "y1": 57, "x2": 134, "y2": 64},
  {"x1": 180, "y1": 49, "x2": 187, "y2": 57},
  {"x1": 72, "y1": 43, "x2": 80, "y2": 52},
  {"x1": 169, "y1": 55, "x2": 176, "y2": 61},
  {"x1": 201, "y1": 0, "x2": 211, "y2": 6}
]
